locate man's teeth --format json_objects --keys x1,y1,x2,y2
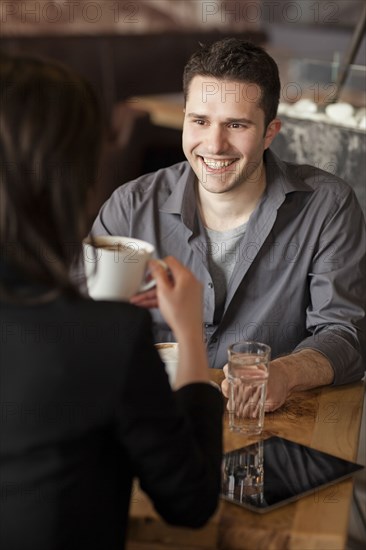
[{"x1": 202, "y1": 158, "x2": 236, "y2": 169}]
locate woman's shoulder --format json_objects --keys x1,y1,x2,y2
[
  {"x1": 62, "y1": 296, "x2": 152, "y2": 326},
  {"x1": 0, "y1": 294, "x2": 152, "y2": 334}
]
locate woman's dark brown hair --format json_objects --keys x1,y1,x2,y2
[{"x1": 0, "y1": 54, "x2": 102, "y2": 302}]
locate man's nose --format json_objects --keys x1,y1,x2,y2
[{"x1": 204, "y1": 126, "x2": 227, "y2": 155}]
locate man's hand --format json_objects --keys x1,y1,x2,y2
[
  {"x1": 130, "y1": 288, "x2": 158, "y2": 309},
  {"x1": 129, "y1": 259, "x2": 172, "y2": 309},
  {"x1": 221, "y1": 364, "x2": 288, "y2": 413},
  {"x1": 221, "y1": 350, "x2": 334, "y2": 413},
  {"x1": 263, "y1": 361, "x2": 290, "y2": 412}
]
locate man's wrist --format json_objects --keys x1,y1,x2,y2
[{"x1": 270, "y1": 349, "x2": 334, "y2": 393}]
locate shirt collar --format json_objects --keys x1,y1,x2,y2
[
  {"x1": 265, "y1": 148, "x2": 314, "y2": 195},
  {"x1": 159, "y1": 161, "x2": 197, "y2": 230},
  {"x1": 158, "y1": 151, "x2": 313, "y2": 228}
]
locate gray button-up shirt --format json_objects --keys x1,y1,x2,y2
[{"x1": 92, "y1": 150, "x2": 366, "y2": 384}]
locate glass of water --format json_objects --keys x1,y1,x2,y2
[{"x1": 227, "y1": 341, "x2": 271, "y2": 435}]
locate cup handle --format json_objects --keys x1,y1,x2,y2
[{"x1": 139, "y1": 259, "x2": 170, "y2": 293}]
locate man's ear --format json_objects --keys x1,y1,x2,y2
[{"x1": 264, "y1": 118, "x2": 282, "y2": 150}]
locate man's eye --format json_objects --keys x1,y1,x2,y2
[
  {"x1": 193, "y1": 119, "x2": 205, "y2": 125},
  {"x1": 229, "y1": 123, "x2": 244, "y2": 129}
]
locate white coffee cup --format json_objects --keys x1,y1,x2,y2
[
  {"x1": 83, "y1": 235, "x2": 155, "y2": 301},
  {"x1": 155, "y1": 343, "x2": 179, "y2": 387}
]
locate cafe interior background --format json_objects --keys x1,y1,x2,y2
[{"x1": 1, "y1": 0, "x2": 365, "y2": 547}]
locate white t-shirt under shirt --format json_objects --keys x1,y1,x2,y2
[{"x1": 204, "y1": 222, "x2": 247, "y2": 323}]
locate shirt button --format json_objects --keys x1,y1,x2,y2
[
  {"x1": 204, "y1": 323, "x2": 210, "y2": 329},
  {"x1": 208, "y1": 282, "x2": 213, "y2": 288}
]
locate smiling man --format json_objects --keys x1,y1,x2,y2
[
  {"x1": 183, "y1": 76, "x2": 280, "y2": 229},
  {"x1": 91, "y1": 39, "x2": 366, "y2": 411}
]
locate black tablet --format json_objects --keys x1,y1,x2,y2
[{"x1": 221, "y1": 436, "x2": 364, "y2": 513}]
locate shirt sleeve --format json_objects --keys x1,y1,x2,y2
[
  {"x1": 115, "y1": 311, "x2": 223, "y2": 527},
  {"x1": 91, "y1": 186, "x2": 131, "y2": 237},
  {"x1": 293, "y1": 187, "x2": 366, "y2": 385}
]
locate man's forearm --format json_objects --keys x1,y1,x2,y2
[
  {"x1": 271, "y1": 349, "x2": 335, "y2": 393},
  {"x1": 264, "y1": 349, "x2": 335, "y2": 412},
  {"x1": 222, "y1": 348, "x2": 335, "y2": 413}
]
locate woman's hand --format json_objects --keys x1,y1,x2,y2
[
  {"x1": 148, "y1": 256, "x2": 204, "y2": 339},
  {"x1": 148, "y1": 256, "x2": 209, "y2": 387}
]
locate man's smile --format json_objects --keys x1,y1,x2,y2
[{"x1": 198, "y1": 156, "x2": 238, "y2": 173}]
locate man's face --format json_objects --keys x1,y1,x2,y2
[{"x1": 182, "y1": 76, "x2": 280, "y2": 195}]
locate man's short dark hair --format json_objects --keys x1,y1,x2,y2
[{"x1": 183, "y1": 38, "x2": 280, "y2": 129}]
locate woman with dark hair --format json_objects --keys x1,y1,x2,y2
[{"x1": 0, "y1": 55, "x2": 222, "y2": 550}]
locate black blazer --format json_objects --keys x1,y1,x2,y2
[{"x1": 0, "y1": 294, "x2": 222, "y2": 550}]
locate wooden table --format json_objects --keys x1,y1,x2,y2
[{"x1": 126, "y1": 370, "x2": 364, "y2": 550}]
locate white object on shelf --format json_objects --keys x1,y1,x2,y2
[
  {"x1": 291, "y1": 98, "x2": 318, "y2": 114},
  {"x1": 325, "y1": 102, "x2": 355, "y2": 123}
]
